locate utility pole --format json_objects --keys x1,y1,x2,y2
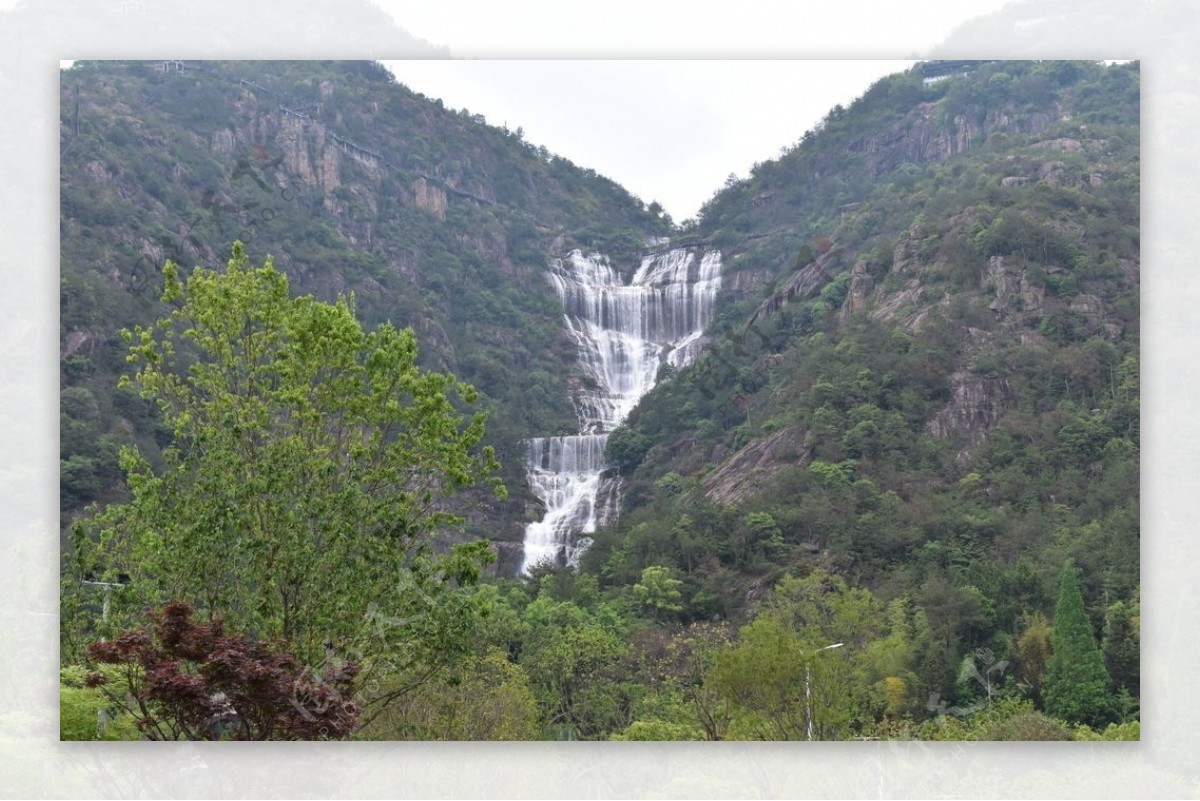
[{"x1": 81, "y1": 579, "x2": 126, "y2": 629}]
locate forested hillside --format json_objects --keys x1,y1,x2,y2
[
  {"x1": 603, "y1": 61, "x2": 1139, "y2": 606},
  {"x1": 61, "y1": 60, "x2": 1138, "y2": 741},
  {"x1": 584, "y1": 59, "x2": 1139, "y2": 737},
  {"x1": 59, "y1": 60, "x2": 669, "y2": 564}
]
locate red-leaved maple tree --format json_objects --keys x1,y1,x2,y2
[{"x1": 85, "y1": 601, "x2": 360, "y2": 740}]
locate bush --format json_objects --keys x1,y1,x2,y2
[
  {"x1": 60, "y1": 666, "x2": 140, "y2": 740},
  {"x1": 979, "y1": 711, "x2": 1073, "y2": 740}
]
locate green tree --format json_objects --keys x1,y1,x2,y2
[
  {"x1": 666, "y1": 622, "x2": 736, "y2": 741},
  {"x1": 1102, "y1": 599, "x2": 1140, "y2": 699},
  {"x1": 1044, "y1": 562, "x2": 1114, "y2": 726},
  {"x1": 707, "y1": 615, "x2": 809, "y2": 740},
  {"x1": 632, "y1": 565, "x2": 685, "y2": 620},
  {"x1": 611, "y1": 718, "x2": 702, "y2": 741},
  {"x1": 1014, "y1": 610, "x2": 1053, "y2": 707},
  {"x1": 361, "y1": 648, "x2": 540, "y2": 740},
  {"x1": 862, "y1": 597, "x2": 931, "y2": 719},
  {"x1": 707, "y1": 571, "x2": 886, "y2": 740},
  {"x1": 764, "y1": 570, "x2": 883, "y2": 651},
  {"x1": 518, "y1": 595, "x2": 630, "y2": 739},
  {"x1": 743, "y1": 511, "x2": 786, "y2": 560},
  {"x1": 65, "y1": 245, "x2": 504, "y2": 701},
  {"x1": 605, "y1": 424, "x2": 651, "y2": 474}
]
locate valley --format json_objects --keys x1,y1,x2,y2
[{"x1": 59, "y1": 59, "x2": 1139, "y2": 741}]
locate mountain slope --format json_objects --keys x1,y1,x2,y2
[
  {"x1": 588, "y1": 61, "x2": 1138, "y2": 660},
  {"x1": 59, "y1": 59, "x2": 670, "y2": 560}
]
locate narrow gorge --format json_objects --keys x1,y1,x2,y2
[{"x1": 520, "y1": 247, "x2": 722, "y2": 572}]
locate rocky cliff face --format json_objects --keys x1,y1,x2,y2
[
  {"x1": 747, "y1": 245, "x2": 851, "y2": 330},
  {"x1": 847, "y1": 103, "x2": 1059, "y2": 175},
  {"x1": 703, "y1": 427, "x2": 808, "y2": 506},
  {"x1": 411, "y1": 176, "x2": 447, "y2": 220}
]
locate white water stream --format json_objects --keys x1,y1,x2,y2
[{"x1": 520, "y1": 247, "x2": 721, "y2": 573}]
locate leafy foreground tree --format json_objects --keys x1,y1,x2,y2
[
  {"x1": 84, "y1": 602, "x2": 359, "y2": 740},
  {"x1": 705, "y1": 570, "x2": 889, "y2": 740},
  {"x1": 358, "y1": 648, "x2": 540, "y2": 740},
  {"x1": 64, "y1": 244, "x2": 505, "y2": 716},
  {"x1": 1044, "y1": 562, "x2": 1115, "y2": 726}
]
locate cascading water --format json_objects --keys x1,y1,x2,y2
[{"x1": 521, "y1": 246, "x2": 722, "y2": 573}]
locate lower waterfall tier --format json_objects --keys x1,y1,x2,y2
[{"x1": 520, "y1": 435, "x2": 617, "y2": 574}]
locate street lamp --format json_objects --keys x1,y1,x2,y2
[{"x1": 805, "y1": 642, "x2": 843, "y2": 741}]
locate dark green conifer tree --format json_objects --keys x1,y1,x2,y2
[{"x1": 1044, "y1": 562, "x2": 1114, "y2": 726}]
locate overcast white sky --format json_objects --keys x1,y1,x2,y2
[
  {"x1": 374, "y1": 0, "x2": 1012, "y2": 221},
  {"x1": 380, "y1": 60, "x2": 914, "y2": 222}
]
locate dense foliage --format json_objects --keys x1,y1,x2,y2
[
  {"x1": 64, "y1": 247, "x2": 502, "y2": 715},
  {"x1": 578, "y1": 60, "x2": 1139, "y2": 738}
]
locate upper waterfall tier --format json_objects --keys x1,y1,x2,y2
[{"x1": 549, "y1": 248, "x2": 723, "y2": 433}]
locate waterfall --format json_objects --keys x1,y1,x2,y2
[{"x1": 521, "y1": 246, "x2": 722, "y2": 573}]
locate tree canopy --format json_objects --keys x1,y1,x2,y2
[{"x1": 65, "y1": 244, "x2": 504, "y2": 691}]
